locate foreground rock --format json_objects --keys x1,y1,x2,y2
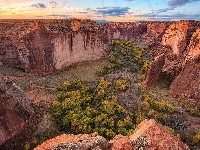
[
  {"x1": 35, "y1": 119, "x2": 189, "y2": 150},
  {"x1": 0, "y1": 75, "x2": 34, "y2": 145},
  {"x1": 130, "y1": 119, "x2": 189, "y2": 150},
  {"x1": 34, "y1": 132, "x2": 110, "y2": 150}
]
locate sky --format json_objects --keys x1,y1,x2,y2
[{"x1": 0, "y1": 0, "x2": 200, "y2": 21}]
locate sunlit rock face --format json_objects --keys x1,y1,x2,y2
[
  {"x1": 0, "y1": 76, "x2": 34, "y2": 145},
  {"x1": 161, "y1": 20, "x2": 198, "y2": 56}
]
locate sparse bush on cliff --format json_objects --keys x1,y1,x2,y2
[
  {"x1": 186, "y1": 107, "x2": 200, "y2": 117},
  {"x1": 192, "y1": 131, "x2": 200, "y2": 145},
  {"x1": 50, "y1": 77, "x2": 135, "y2": 140},
  {"x1": 148, "y1": 99, "x2": 176, "y2": 114}
]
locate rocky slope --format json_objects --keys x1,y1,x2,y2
[
  {"x1": 35, "y1": 119, "x2": 189, "y2": 150},
  {"x1": 0, "y1": 75, "x2": 34, "y2": 145}
]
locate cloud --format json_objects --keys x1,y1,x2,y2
[
  {"x1": 94, "y1": 7, "x2": 130, "y2": 16},
  {"x1": 50, "y1": 1, "x2": 57, "y2": 8},
  {"x1": 31, "y1": 3, "x2": 46, "y2": 8},
  {"x1": 168, "y1": 0, "x2": 200, "y2": 7},
  {"x1": 35, "y1": 16, "x2": 44, "y2": 18},
  {"x1": 135, "y1": 12, "x2": 200, "y2": 20},
  {"x1": 48, "y1": 14, "x2": 70, "y2": 18},
  {"x1": 157, "y1": 7, "x2": 175, "y2": 13}
]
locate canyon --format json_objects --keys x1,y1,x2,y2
[
  {"x1": 0, "y1": 19, "x2": 200, "y2": 149},
  {"x1": 0, "y1": 20, "x2": 200, "y2": 99}
]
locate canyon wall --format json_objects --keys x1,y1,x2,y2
[
  {"x1": 0, "y1": 19, "x2": 156, "y2": 74},
  {"x1": 0, "y1": 19, "x2": 200, "y2": 100},
  {"x1": 143, "y1": 20, "x2": 200, "y2": 101}
]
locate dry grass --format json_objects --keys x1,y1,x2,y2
[{"x1": 0, "y1": 59, "x2": 111, "y2": 103}]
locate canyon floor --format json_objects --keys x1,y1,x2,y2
[{"x1": 0, "y1": 58, "x2": 200, "y2": 149}]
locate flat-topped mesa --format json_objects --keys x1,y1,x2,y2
[{"x1": 161, "y1": 20, "x2": 198, "y2": 56}]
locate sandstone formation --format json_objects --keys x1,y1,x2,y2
[
  {"x1": 161, "y1": 20, "x2": 198, "y2": 55},
  {"x1": 35, "y1": 119, "x2": 189, "y2": 150},
  {"x1": 0, "y1": 75, "x2": 34, "y2": 145}
]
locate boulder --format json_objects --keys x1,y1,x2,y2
[{"x1": 130, "y1": 119, "x2": 189, "y2": 150}]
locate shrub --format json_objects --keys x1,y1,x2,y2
[
  {"x1": 192, "y1": 132, "x2": 200, "y2": 145},
  {"x1": 186, "y1": 107, "x2": 200, "y2": 117},
  {"x1": 114, "y1": 78, "x2": 129, "y2": 91},
  {"x1": 148, "y1": 99, "x2": 176, "y2": 114},
  {"x1": 50, "y1": 77, "x2": 135, "y2": 140}
]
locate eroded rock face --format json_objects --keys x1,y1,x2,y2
[
  {"x1": 0, "y1": 76, "x2": 34, "y2": 145},
  {"x1": 144, "y1": 21, "x2": 200, "y2": 90},
  {"x1": 161, "y1": 20, "x2": 195, "y2": 55},
  {"x1": 0, "y1": 20, "x2": 109, "y2": 74},
  {"x1": 35, "y1": 119, "x2": 189, "y2": 150},
  {"x1": 142, "y1": 54, "x2": 165, "y2": 87}
]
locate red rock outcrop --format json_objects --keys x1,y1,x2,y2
[
  {"x1": 0, "y1": 75, "x2": 34, "y2": 145},
  {"x1": 130, "y1": 119, "x2": 189, "y2": 150},
  {"x1": 142, "y1": 54, "x2": 165, "y2": 87},
  {"x1": 35, "y1": 119, "x2": 189, "y2": 150},
  {"x1": 161, "y1": 20, "x2": 197, "y2": 56}
]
